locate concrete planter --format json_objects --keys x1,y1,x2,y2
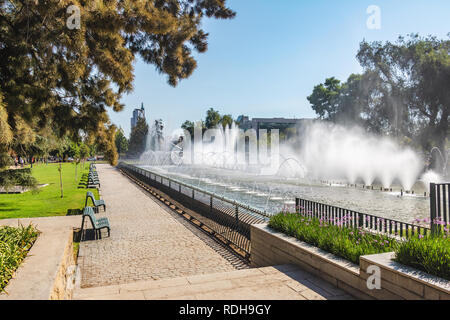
[
  {"x1": 0, "y1": 222, "x2": 77, "y2": 300},
  {"x1": 251, "y1": 224, "x2": 450, "y2": 300}
]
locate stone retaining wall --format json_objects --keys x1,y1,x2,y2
[
  {"x1": 250, "y1": 224, "x2": 450, "y2": 300},
  {"x1": 50, "y1": 231, "x2": 76, "y2": 300}
]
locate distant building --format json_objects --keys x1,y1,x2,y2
[
  {"x1": 131, "y1": 103, "x2": 146, "y2": 129},
  {"x1": 237, "y1": 116, "x2": 313, "y2": 133}
]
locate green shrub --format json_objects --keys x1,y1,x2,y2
[
  {"x1": 394, "y1": 235, "x2": 450, "y2": 281},
  {"x1": 0, "y1": 168, "x2": 38, "y2": 191},
  {"x1": 268, "y1": 213, "x2": 398, "y2": 265},
  {"x1": 0, "y1": 225, "x2": 39, "y2": 292}
]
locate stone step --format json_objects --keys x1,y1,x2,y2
[
  {"x1": 74, "y1": 267, "x2": 268, "y2": 299},
  {"x1": 73, "y1": 264, "x2": 354, "y2": 300}
]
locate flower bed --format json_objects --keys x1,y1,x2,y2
[
  {"x1": 393, "y1": 217, "x2": 450, "y2": 281},
  {"x1": 0, "y1": 225, "x2": 39, "y2": 292},
  {"x1": 268, "y1": 212, "x2": 397, "y2": 265},
  {"x1": 269, "y1": 212, "x2": 450, "y2": 282},
  {"x1": 394, "y1": 235, "x2": 450, "y2": 281}
]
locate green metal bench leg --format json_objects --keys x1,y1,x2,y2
[{"x1": 81, "y1": 216, "x2": 86, "y2": 240}]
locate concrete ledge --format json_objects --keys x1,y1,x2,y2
[
  {"x1": 360, "y1": 252, "x2": 450, "y2": 300},
  {"x1": 250, "y1": 223, "x2": 450, "y2": 300},
  {"x1": 0, "y1": 217, "x2": 79, "y2": 300}
]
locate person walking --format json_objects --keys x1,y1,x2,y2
[{"x1": 19, "y1": 157, "x2": 24, "y2": 168}]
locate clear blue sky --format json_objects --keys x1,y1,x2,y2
[{"x1": 108, "y1": 0, "x2": 450, "y2": 137}]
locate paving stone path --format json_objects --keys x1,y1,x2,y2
[
  {"x1": 78, "y1": 165, "x2": 241, "y2": 288},
  {"x1": 76, "y1": 164, "x2": 353, "y2": 300}
]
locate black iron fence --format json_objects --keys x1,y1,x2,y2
[
  {"x1": 430, "y1": 183, "x2": 450, "y2": 233},
  {"x1": 295, "y1": 198, "x2": 429, "y2": 238},
  {"x1": 119, "y1": 162, "x2": 445, "y2": 244},
  {"x1": 118, "y1": 162, "x2": 268, "y2": 260}
]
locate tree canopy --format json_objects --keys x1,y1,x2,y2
[
  {"x1": 128, "y1": 117, "x2": 148, "y2": 157},
  {"x1": 182, "y1": 108, "x2": 236, "y2": 137},
  {"x1": 0, "y1": 0, "x2": 235, "y2": 169},
  {"x1": 115, "y1": 128, "x2": 129, "y2": 155},
  {"x1": 205, "y1": 108, "x2": 222, "y2": 129},
  {"x1": 308, "y1": 34, "x2": 450, "y2": 152}
]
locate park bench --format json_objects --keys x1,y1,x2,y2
[
  {"x1": 88, "y1": 172, "x2": 98, "y2": 179},
  {"x1": 87, "y1": 172, "x2": 100, "y2": 186},
  {"x1": 87, "y1": 178, "x2": 100, "y2": 188},
  {"x1": 88, "y1": 181, "x2": 100, "y2": 188},
  {"x1": 85, "y1": 191, "x2": 106, "y2": 213},
  {"x1": 88, "y1": 173, "x2": 99, "y2": 179},
  {"x1": 81, "y1": 206, "x2": 110, "y2": 239},
  {"x1": 87, "y1": 165, "x2": 100, "y2": 188}
]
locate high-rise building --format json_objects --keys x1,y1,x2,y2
[{"x1": 131, "y1": 103, "x2": 146, "y2": 129}]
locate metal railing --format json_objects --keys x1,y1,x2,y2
[
  {"x1": 430, "y1": 183, "x2": 450, "y2": 233},
  {"x1": 118, "y1": 162, "x2": 268, "y2": 259},
  {"x1": 295, "y1": 197, "x2": 430, "y2": 238}
]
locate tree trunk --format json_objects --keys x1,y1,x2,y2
[{"x1": 59, "y1": 162, "x2": 64, "y2": 198}]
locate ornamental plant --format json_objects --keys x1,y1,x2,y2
[
  {"x1": 395, "y1": 217, "x2": 450, "y2": 280},
  {"x1": 0, "y1": 225, "x2": 39, "y2": 293},
  {"x1": 268, "y1": 212, "x2": 398, "y2": 265}
]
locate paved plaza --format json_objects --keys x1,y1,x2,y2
[
  {"x1": 78, "y1": 165, "x2": 242, "y2": 288},
  {"x1": 74, "y1": 264, "x2": 353, "y2": 300},
  {"x1": 75, "y1": 164, "x2": 352, "y2": 299},
  {"x1": 0, "y1": 164, "x2": 352, "y2": 299}
]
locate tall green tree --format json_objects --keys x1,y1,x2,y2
[
  {"x1": 115, "y1": 129, "x2": 129, "y2": 155},
  {"x1": 0, "y1": 92, "x2": 13, "y2": 170},
  {"x1": 181, "y1": 120, "x2": 195, "y2": 136},
  {"x1": 182, "y1": 109, "x2": 235, "y2": 136},
  {"x1": 0, "y1": 0, "x2": 235, "y2": 170},
  {"x1": 307, "y1": 77, "x2": 342, "y2": 120},
  {"x1": 357, "y1": 34, "x2": 450, "y2": 151},
  {"x1": 128, "y1": 118, "x2": 149, "y2": 157},
  {"x1": 55, "y1": 138, "x2": 70, "y2": 198},
  {"x1": 0, "y1": 91, "x2": 37, "y2": 189},
  {"x1": 205, "y1": 108, "x2": 222, "y2": 129},
  {"x1": 308, "y1": 34, "x2": 450, "y2": 152},
  {"x1": 79, "y1": 143, "x2": 90, "y2": 169},
  {"x1": 220, "y1": 114, "x2": 234, "y2": 129},
  {"x1": 67, "y1": 141, "x2": 81, "y2": 181}
]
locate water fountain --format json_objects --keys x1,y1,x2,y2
[
  {"x1": 136, "y1": 121, "x2": 444, "y2": 223},
  {"x1": 139, "y1": 119, "x2": 184, "y2": 166},
  {"x1": 429, "y1": 147, "x2": 450, "y2": 178}
]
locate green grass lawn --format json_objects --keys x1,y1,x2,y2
[{"x1": 0, "y1": 163, "x2": 99, "y2": 219}]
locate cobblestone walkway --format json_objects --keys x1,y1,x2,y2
[{"x1": 78, "y1": 165, "x2": 240, "y2": 288}]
